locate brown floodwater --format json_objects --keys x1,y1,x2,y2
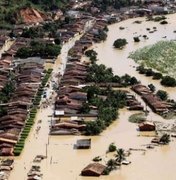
[{"x1": 10, "y1": 14, "x2": 176, "y2": 180}]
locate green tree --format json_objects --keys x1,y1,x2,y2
[
  {"x1": 133, "y1": 36, "x2": 140, "y2": 42},
  {"x1": 160, "y1": 134, "x2": 170, "y2": 144},
  {"x1": 113, "y1": 38, "x2": 127, "y2": 49},
  {"x1": 161, "y1": 76, "x2": 176, "y2": 87},
  {"x1": 145, "y1": 68, "x2": 154, "y2": 76},
  {"x1": 54, "y1": 38, "x2": 61, "y2": 45},
  {"x1": 148, "y1": 84, "x2": 156, "y2": 92},
  {"x1": 115, "y1": 148, "x2": 125, "y2": 163},
  {"x1": 106, "y1": 159, "x2": 118, "y2": 171},
  {"x1": 108, "y1": 143, "x2": 117, "y2": 152},
  {"x1": 153, "y1": 72, "x2": 162, "y2": 80},
  {"x1": 79, "y1": 102, "x2": 90, "y2": 114},
  {"x1": 156, "y1": 90, "x2": 168, "y2": 101},
  {"x1": 137, "y1": 65, "x2": 146, "y2": 74},
  {"x1": 85, "y1": 120, "x2": 103, "y2": 135},
  {"x1": 130, "y1": 76, "x2": 138, "y2": 85}
]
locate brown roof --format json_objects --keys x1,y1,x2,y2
[{"x1": 81, "y1": 163, "x2": 106, "y2": 176}]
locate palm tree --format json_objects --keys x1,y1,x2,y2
[
  {"x1": 106, "y1": 159, "x2": 118, "y2": 171},
  {"x1": 159, "y1": 134, "x2": 170, "y2": 144},
  {"x1": 115, "y1": 148, "x2": 125, "y2": 164}
]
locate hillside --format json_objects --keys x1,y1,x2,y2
[
  {"x1": 19, "y1": 7, "x2": 49, "y2": 24},
  {"x1": 0, "y1": 0, "x2": 69, "y2": 28}
]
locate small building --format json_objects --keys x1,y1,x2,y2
[
  {"x1": 81, "y1": 163, "x2": 106, "y2": 176},
  {"x1": 76, "y1": 139, "x2": 91, "y2": 149},
  {"x1": 138, "y1": 121, "x2": 156, "y2": 131},
  {"x1": 151, "y1": 137, "x2": 160, "y2": 143}
]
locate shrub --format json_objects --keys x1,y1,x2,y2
[
  {"x1": 145, "y1": 68, "x2": 154, "y2": 76},
  {"x1": 108, "y1": 143, "x2": 117, "y2": 152},
  {"x1": 156, "y1": 90, "x2": 168, "y2": 101},
  {"x1": 160, "y1": 20, "x2": 168, "y2": 25},
  {"x1": 153, "y1": 72, "x2": 163, "y2": 80},
  {"x1": 133, "y1": 37, "x2": 140, "y2": 42},
  {"x1": 113, "y1": 38, "x2": 127, "y2": 49},
  {"x1": 161, "y1": 76, "x2": 176, "y2": 87},
  {"x1": 93, "y1": 156, "x2": 102, "y2": 162}
]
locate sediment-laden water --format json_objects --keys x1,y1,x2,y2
[{"x1": 10, "y1": 14, "x2": 176, "y2": 180}]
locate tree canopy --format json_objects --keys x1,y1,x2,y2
[{"x1": 113, "y1": 38, "x2": 128, "y2": 49}]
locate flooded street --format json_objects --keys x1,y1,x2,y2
[{"x1": 10, "y1": 14, "x2": 176, "y2": 180}]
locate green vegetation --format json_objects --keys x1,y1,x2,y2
[
  {"x1": 92, "y1": 0, "x2": 140, "y2": 11},
  {"x1": 108, "y1": 143, "x2": 117, "y2": 152},
  {"x1": 136, "y1": 65, "x2": 176, "y2": 87},
  {"x1": 133, "y1": 37, "x2": 140, "y2": 42},
  {"x1": 85, "y1": 49, "x2": 98, "y2": 64},
  {"x1": 161, "y1": 76, "x2": 176, "y2": 87},
  {"x1": 103, "y1": 146, "x2": 126, "y2": 175},
  {"x1": 0, "y1": 81, "x2": 15, "y2": 103},
  {"x1": 86, "y1": 63, "x2": 138, "y2": 86},
  {"x1": 14, "y1": 69, "x2": 52, "y2": 156},
  {"x1": 93, "y1": 156, "x2": 102, "y2": 162},
  {"x1": 159, "y1": 134, "x2": 170, "y2": 144},
  {"x1": 115, "y1": 148, "x2": 125, "y2": 163},
  {"x1": 133, "y1": 20, "x2": 142, "y2": 24},
  {"x1": 95, "y1": 29, "x2": 107, "y2": 41},
  {"x1": 21, "y1": 26, "x2": 45, "y2": 38},
  {"x1": 148, "y1": 84, "x2": 156, "y2": 92},
  {"x1": 20, "y1": 18, "x2": 70, "y2": 39},
  {"x1": 79, "y1": 102, "x2": 90, "y2": 114},
  {"x1": 0, "y1": 72, "x2": 16, "y2": 117},
  {"x1": 129, "y1": 41, "x2": 176, "y2": 79},
  {"x1": 153, "y1": 72, "x2": 163, "y2": 80},
  {"x1": 14, "y1": 107, "x2": 37, "y2": 156},
  {"x1": 156, "y1": 90, "x2": 168, "y2": 101},
  {"x1": 128, "y1": 113, "x2": 146, "y2": 123},
  {"x1": 147, "y1": 16, "x2": 167, "y2": 22},
  {"x1": 0, "y1": 0, "x2": 69, "y2": 27},
  {"x1": 113, "y1": 38, "x2": 127, "y2": 49},
  {"x1": 16, "y1": 41, "x2": 61, "y2": 58},
  {"x1": 106, "y1": 159, "x2": 118, "y2": 171},
  {"x1": 84, "y1": 86, "x2": 127, "y2": 135},
  {"x1": 160, "y1": 20, "x2": 168, "y2": 25}
]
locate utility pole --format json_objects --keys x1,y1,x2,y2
[{"x1": 46, "y1": 144, "x2": 48, "y2": 158}]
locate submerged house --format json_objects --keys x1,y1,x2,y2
[
  {"x1": 81, "y1": 163, "x2": 106, "y2": 176},
  {"x1": 76, "y1": 138, "x2": 91, "y2": 149},
  {"x1": 138, "y1": 121, "x2": 156, "y2": 131}
]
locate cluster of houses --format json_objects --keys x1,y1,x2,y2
[
  {"x1": 59, "y1": 17, "x2": 95, "y2": 44},
  {"x1": 51, "y1": 18, "x2": 109, "y2": 135},
  {"x1": 0, "y1": 61, "x2": 44, "y2": 156},
  {"x1": 0, "y1": 37, "x2": 30, "y2": 70},
  {"x1": 131, "y1": 84, "x2": 173, "y2": 114},
  {"x1": 51, "y1": 85, "x2": 89, "y2": 135},
  {"x1": 126, "y1": 93, "x2": 144, "y2": 111},
  {"x1": 27, "y1": 165, "x2": 42, "y2": 180},
  {"x1": 67, "y1": 19, "x2": 107, "y2": 59},
  {"x1": 0, "y1": 159, "x2": 14, "y2": 180},
  {"x1": 60, "y1": 62, "x2": 88, "y2": 86}
]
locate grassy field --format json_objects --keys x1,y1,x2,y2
[{"x1": 129, "y1": 41, "x2": 176, "y2": 78}]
